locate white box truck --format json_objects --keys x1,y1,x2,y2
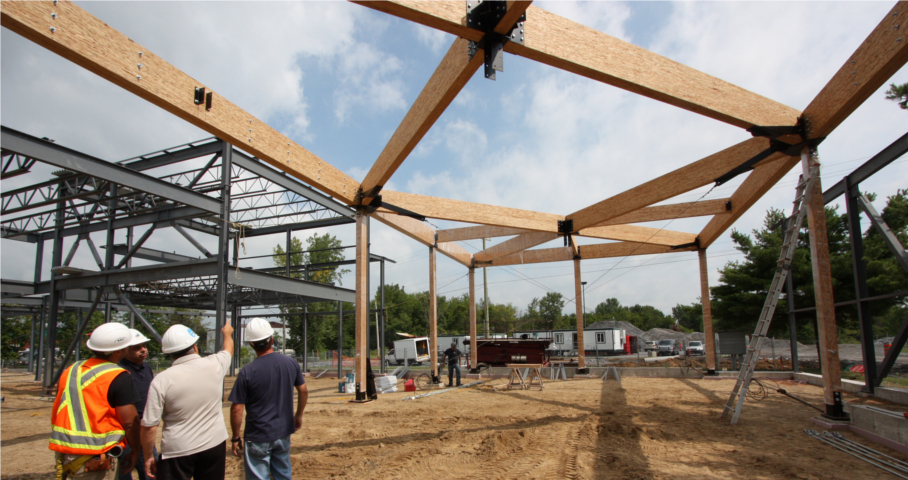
[{"x1": 387, "y1": 337, "x2": 430, "y2": 365}]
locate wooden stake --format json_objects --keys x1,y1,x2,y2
[
  {"x1": 354, "y1": 213, "x2": 369, "y2": 396},
  {"x1": 429, "y1": 246, "x2": 438, "y2": 379},
  {"x1": 469, "y1": 267, "x2": 477, "y2": 370},
  {"x1": 801, "y1": 148, "x2": 843, "y2": 409},
  {"x1": 574, "y1": 258, "x2": 585, "y2": 369},
  {"x1": 698, "y1": 248, "x2": 717, "y2": 372}
]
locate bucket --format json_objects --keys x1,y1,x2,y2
[
  {"x1": 338, "y1": 382, "x2": 345, "y2": 393},
  {"x1": 344, "y1": 382, "x2": 355, "y2": 394},
  {"x1": 884, "y1": 343, "x2": 892, "y2": 356},
  {"x1": 345, "y1": 373, "x2": 355, "y2": 384}
]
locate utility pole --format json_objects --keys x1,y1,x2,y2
[{"x1": 483, "y1": 238, "x2": 490, "y2": 337}]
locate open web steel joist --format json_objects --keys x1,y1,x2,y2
[{"x1": 1, "y1": 1, "x2": 906, "y2": 403}]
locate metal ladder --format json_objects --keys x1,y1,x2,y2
[{"x1": 721, "y1": 166, "x2": 818, "y2": 424}]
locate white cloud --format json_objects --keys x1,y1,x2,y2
[
  {"x1": 413, "y1": 23, "x2": 450, "y2": 54},
  {"x1": 332, "y1": 42, "x2": 407, "y2": 123}
]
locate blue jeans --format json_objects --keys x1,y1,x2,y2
[
  {"x1": 244, "y1": 436, "x2": 292, "y2": 480},
  {"x1": 118, "y1": 444, "x2": 156, "y2": 480},
  {"x1": 447, "y1": 363, "x2": 461, "y2": 386}
]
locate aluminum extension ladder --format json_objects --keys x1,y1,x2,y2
[{"x1": 721, "y1": 166, "x2": 818, "y2": 424}]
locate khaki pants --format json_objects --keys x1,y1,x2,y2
[{"x1": 55, "y1": 453, "x2": 117, "y2": 480}]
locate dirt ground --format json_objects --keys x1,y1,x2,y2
[{"x1": 2, "y1": 370, "x2": 907, "y2": 479}]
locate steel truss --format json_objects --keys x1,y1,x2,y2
[{"x1": 0, "y1": 126, "x2": 391, "y2": 391}]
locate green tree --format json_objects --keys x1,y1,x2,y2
[
  {"x1": 672, "y1": 303, "x2": 703, "y2": 332},
  {"x1": 886, "y1": 82, "x2": 908, "y2": 109},
  {"x1": 1, "y1": 314, "x2": 32, "y2": 362},
  {"x1": 272, "y1": 232, "x2": 351, "y2": 355},
  {"x1": 711, "y1": 191, "x2": 908, "y2": 340},
  {"x1": 538, "y1": 292, "x2": 565, "y2": 330}
]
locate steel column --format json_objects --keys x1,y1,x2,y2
[
  {"x1": 303, "y1": 305, "x2": 308, "y2": 372},
  {"x1": 35, "y1": 297, "x2": 46, "y2": 382},
  {"x1": 845, "y1": 180, "x2": 878, "y2": 393},
  {"x1": 28, "y1": 313, "x2": 35, "y2": 373},
  {"x1": 215, "y1": 141, "x2": 233, "y2": 352},
  {"x1": 126, "y1": 227, "x2": 134, "y2": 328},
  {"x1": 44, "y1": 188, "x2": 65, "y2": 391},
  {"x1": 51, "y1": 292, "x2": 102, "y2": 386}
]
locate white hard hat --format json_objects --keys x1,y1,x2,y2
[
  {"x1": 86, "y1": 323, "x2": 132, "y2": 352},
  {"x1": 245, "y1": 318, "x2": 274, "y2": 343},
  {"x1": 127, "y1": 329, "x2": 151, "y2": 346},
  {"x1": 161, "y1": 324, "x2": 200, "y2": 354}
]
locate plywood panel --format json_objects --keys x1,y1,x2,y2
[
  {"x1": 436, "y1": 225, "x2": 532, "y2": 243},
  {"x1": 569, "y1": 138, "x2": 775, "y2": 231},
  {"x1": 474, "y1": 232, "x2": 559, "y2": 263},
  {"x1": 0, "y1": 1, "x2": 359, "y2": 203},
  {"x1": 381, "y1": 191, "x2": 563, "y2": 232},
  {"x1": 577, "y1": 225, "x2": 697, "y2": 247}
]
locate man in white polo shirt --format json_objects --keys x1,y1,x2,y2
[{"x1": 140, "y1": 323, "x2": 233, "y2": 480}]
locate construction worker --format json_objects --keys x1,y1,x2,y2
[
  {"x1": 140, "y1": 322, "x2": 234, "y2": 480},
  {"x1": 50, "y1": 322, "x2": 142, "y2": 480},
  {"x1": 118, "y1": 329, "x2": 155, "y2": 480},
  {"x1": 441, "y1": 341, "x2": 463, "y2": 387},
  {"x1": 228, "y1": 318, "x2": 307, "y2": 480}
]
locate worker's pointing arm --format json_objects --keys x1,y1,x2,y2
[{"x1": 221, "y1": 323, "x2": 234, "y2": 356}]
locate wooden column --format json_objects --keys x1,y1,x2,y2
[
  {"x1": 802, "y1": 148, "x2": 844, "y2": 415},
  {"x1": 573, "y1": 258, "x2": 586, "y2": 370},
  {"x1": 429, "y1": 246, "x2": 438, "y2": 379},
  {"x1": 698, "y1": 249, "x2": 717, "y2": 373},
  {"x1": 469, "y1": 268, "x2": 477, "y2": 371},
  {"x1": 354, "y1": 212, "x2": 369, "y2": 399}
]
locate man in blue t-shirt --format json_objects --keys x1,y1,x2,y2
[{"x1": 228, "y1": 319, "x2": 308, "y2": 480}]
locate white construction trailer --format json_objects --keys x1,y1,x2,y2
[{"x1": 513, "y1": 328, "x2": 627, "y2": 356}]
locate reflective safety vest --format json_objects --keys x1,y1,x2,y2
[{"x1": 49, "y1": 358, "x2": 127, "y2": 455}]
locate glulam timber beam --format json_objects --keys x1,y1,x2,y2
[
  {"x1": 1, "y1": 1, "x2": 359, "y2": 203},
  {"x1": 358, "y1": 2, "x2": 532, "y2": 204},
  {"x1": 595, "y1": 199, "x2": 731, "y2": 226},
  {"x1": 577, "y1": 225, "x2": 697, "y2": 247},
  {"x1": 479, "y1": 242, "x2": 695, "y2": 267},
  {"x1": 372, "y1": 212, "x2": 473, "y2": 268},
  {"x1": 353, "y1": 2, "x2": 801, "y2": 129},
  {"x1": 381, "y1": 191, "x2": 563, "y2": 232},
  {"x1": 473, "y1": 231, "x2": 558, "y2": 263},
  {"x1": 437, "y1": 225, "x2": 533, "y2": 243},
  {"x1": 568, "y1": 138, "x2": 778, "y2": 232}
]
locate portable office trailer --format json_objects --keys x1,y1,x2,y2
[{"x1": 514, "y1": 328, "x2": 627, "y2": 356}]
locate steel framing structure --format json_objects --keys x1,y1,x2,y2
[
  {"x1": 0, "y1": 127, "x2": 398, "y2": 391},
  {"x1": 1, "y1": 1, "x2": 906, "y2": 406}
]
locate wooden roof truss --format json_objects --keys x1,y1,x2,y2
[{"x1": 2, "y1": 0, "x2": 906, "y2": 268}]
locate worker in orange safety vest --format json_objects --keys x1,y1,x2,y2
[{"x1": 50, "y1": 322, "x2": 143, "y2": 480}]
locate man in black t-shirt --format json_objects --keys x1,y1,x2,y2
[
  {"x1": 118, "y1": 329, "x2": 155, "y2": 480},
  {"x1": 442, "y1": 341, "x2": 463, "y2": 387},
  {"x1": 228, "y1": 319, "x2": 307, "y2": 480}
]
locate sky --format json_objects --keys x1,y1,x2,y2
[{"x1": 2, "y1": 1, "x2": 907, "y2": 328}]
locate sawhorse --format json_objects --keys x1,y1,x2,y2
[
  {"x1": 507, "y1": 364, "x2": 544, "y2": 390},
  {"x1": 550, "y1": 362, "x2": 568, "y2": 381},
  {"x1": 601, "y1": 366, "x2": 621, "y2": 382}
]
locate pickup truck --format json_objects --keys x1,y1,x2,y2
[
  {"x1": 686, "y1": 341, "x2": 705, "y2": 356},
  {"x1": 656, "y1": 339, "x2": 681, "y2": 356}
]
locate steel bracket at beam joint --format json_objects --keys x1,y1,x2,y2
[
  {"x1": 671, "y1": 238, "x2": 701, "y2": 250},
  {"x1": 467, "y1": 1, "x2": 525, "y2": 81},
  {"x1": 362, "y1": 195, "x2": 426, "y2": 221}
]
